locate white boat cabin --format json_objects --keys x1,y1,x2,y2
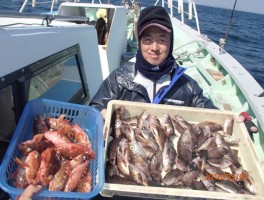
[{"x1": 0, "y1": 3, "x2": 127, "y2": 142}]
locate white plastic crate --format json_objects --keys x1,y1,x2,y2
[{"x1": 102, "y1": 100, "x2": 264, "y2": 200}]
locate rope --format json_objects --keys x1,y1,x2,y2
[{"x1": 173, "y1": 40, "x2": 206, "y2": 59}]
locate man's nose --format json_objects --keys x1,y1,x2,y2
[{"x1": 151, "y1": 41, "x2": 159, "y2": 50}]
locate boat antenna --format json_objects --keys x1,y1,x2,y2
[{"x1": 219, "y1": 0, "x2": 237, "y2": 53}]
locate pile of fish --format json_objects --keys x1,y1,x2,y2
[
  {"x1": 106, "y1": 106, "x2": 257, "y2": 195},
  {"x1": 12, "y1": 114, "x2": 95, "y2": 193}
]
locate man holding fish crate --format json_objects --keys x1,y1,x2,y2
[
  {"x1": 19, "y1": 5, "x2": 258, "y2": 200},
  {"x1": 89, "y1": 6, "x2": 257, "y2": 135}
]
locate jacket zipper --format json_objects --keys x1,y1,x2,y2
[{"x1": 153, "y1": 81, "x2": 156, "y2": 102}]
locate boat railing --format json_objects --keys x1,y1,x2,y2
[
  {"x1": 155, "y1": 0, "x2": 200, "y2": 35},
  {"x1": 19, "y1": 0, "x2": 201, "y2": 35},
  {"x1": 0, "y1": 11, "x2": 89, "y2": 26},
  {"x1": 19, "y1": 0, "x2": 105, "y2": 13}
]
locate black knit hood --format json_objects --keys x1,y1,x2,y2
[{"x1": 137, "y1": 6, "x2": 174, "y2": 56}]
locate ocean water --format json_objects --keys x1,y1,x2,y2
[
  {"x1": 193, "y1": 5, "x2": 264, "y2": 89},
  {"x1": 1, "y1": 0, "x2": 263, "y2": 88}
]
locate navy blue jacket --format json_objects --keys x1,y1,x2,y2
[{"x1": 89, "y1": 64, "x2": 217, "y2": 111}]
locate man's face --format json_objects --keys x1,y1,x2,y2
[{"x1": 140, "y1": 26, "x2": 171, "y2": 66}]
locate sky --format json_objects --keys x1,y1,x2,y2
[{"x1": 194, "y1": 0, "x2": 264, "y2": 14}]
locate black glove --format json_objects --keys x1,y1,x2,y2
[{"x1": 238, "y1": 112, "x2": 258, "y2": 141}]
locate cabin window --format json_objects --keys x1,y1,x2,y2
[
  {"x1": 0, "y1": 45, "x2": 88, "y2": 141},
  {"x1": 28, "y1": 54, "x2": 86, "y2": 102}
]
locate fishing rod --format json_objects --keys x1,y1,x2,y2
[{"x1": 219, "y1": 0, "x2": 237, "y2": 53}]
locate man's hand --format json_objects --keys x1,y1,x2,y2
[{"x1": 18, "y1": 184, "x2": 42, "y2": 200}]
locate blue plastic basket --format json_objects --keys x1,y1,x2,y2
[{"x1": 0, "y1": 98, "x2": 105, "y2": 199}]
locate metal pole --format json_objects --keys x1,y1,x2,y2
[
  {"x1": 19, "y1": 0, "x2": 29, "y2": 12},
  {"x1": 188, "y1": 0, "x2": 192, "y2": 20},
  {"x1": 192, "y1": 1, "x2": 200, "y2": 35},
  {"x1": 154, "y1": 0, "x2": 160, "y2": 6},
  {"x1": 51, "y1": 0, "x2": 55, "y2": 12},
  {"x1": 181, "y1": 0, "x2": 184, "y2": 24},
  {"x1": 169, "y1": 0, "x2": 173, "y2": 17}
]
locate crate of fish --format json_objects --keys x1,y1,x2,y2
[
  {"x1": 101, "y1": 100, "x2": 264, "y2": 200},
  {"x1": 0, "y1": 98, "x2": 105, "y2": 200}
]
